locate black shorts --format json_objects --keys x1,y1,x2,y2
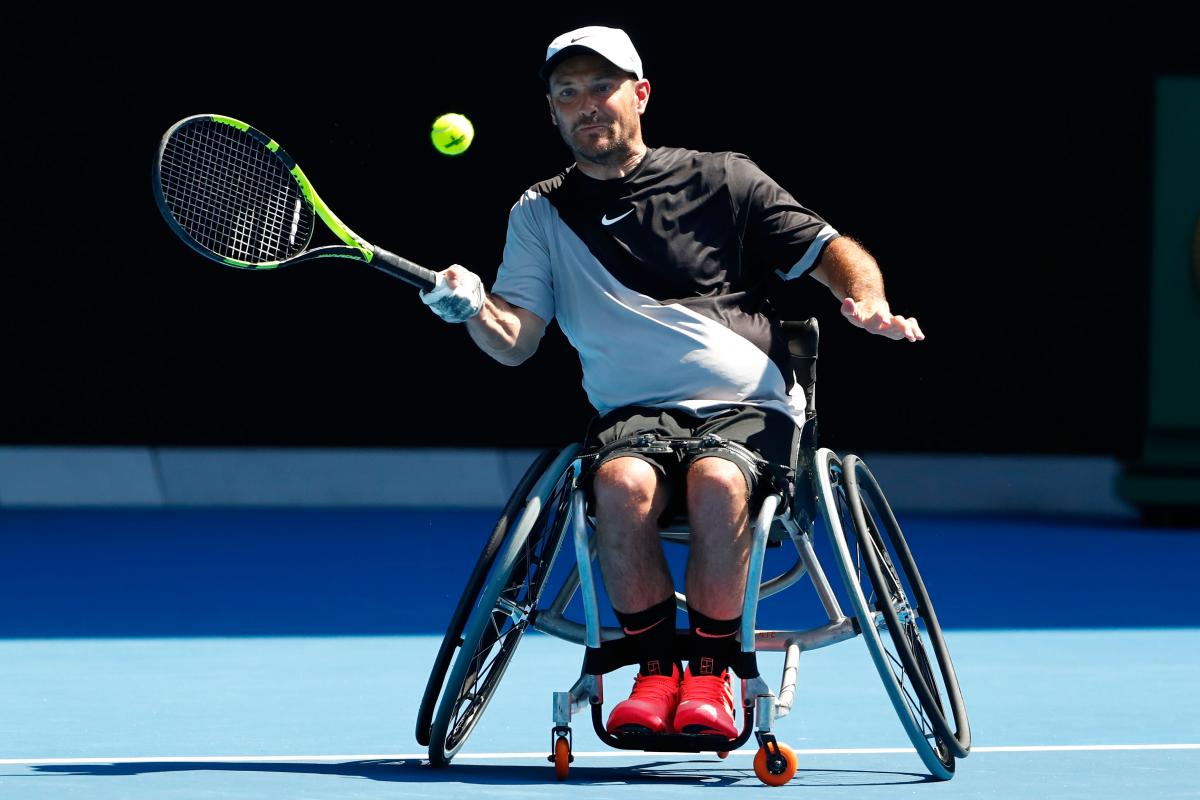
[{"x1": 582, "y1": 405, "x2": 800, "y2": 520}]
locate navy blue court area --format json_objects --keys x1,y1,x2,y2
[{"x1": 1, "y1": 508, "x2": 1198, "y2": 798}]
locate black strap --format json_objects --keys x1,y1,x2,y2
[
  {"x1": 579, "y1": 433, "x2": 794, "y2": 511},
  {"x1": 583, "y1": 634, "x2": 760, "y2": 680}
]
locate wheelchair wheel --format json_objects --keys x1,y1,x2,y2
[
  {"x1": 815, "y1": 449, "x2": 970, "y2": 780},
  {"x1": 416, "y1": 448, "x2": 561, "y2": 747},
  {"x1": 427, "y1": 445, "x2": 580, "y2": 766}
]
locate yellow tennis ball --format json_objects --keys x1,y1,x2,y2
[{"x1": 431, "y1": 113, "x2": 474, "y2": 156}]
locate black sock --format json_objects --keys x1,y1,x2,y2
[
  {"x1": 614, "y1": 597, "x2": 679, "y2": 677},
  {"x1": 687, "y1": 606, "x2": 741, "y2": 677}
]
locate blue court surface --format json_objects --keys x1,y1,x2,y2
[{"x1": 1, "y1": 508, "x2": 1198, "y2": 798}]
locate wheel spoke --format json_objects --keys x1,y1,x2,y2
[
  {"x1": 449, "y1": 619, "x2": 525, "y2": 741},
  {"x1": 882, "y1": 635, "x2": 934, "y2": 737},
  {"x1": 855, "y1": 492, "x2": 940, "y2": 738}
]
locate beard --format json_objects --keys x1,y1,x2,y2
[{"x1": 559, "y1": 116, "x2": 632, "y2": 166}]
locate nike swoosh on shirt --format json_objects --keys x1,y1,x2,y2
[
  {"x1": 693, "y1": 627, "x2": 737, "y2": 639},
  {"x1": 601, "y1": 209, "x2": 634, "y2": 226},
  {"x1": 623, "y1": 619, "x2": 665, "y2": 636}
]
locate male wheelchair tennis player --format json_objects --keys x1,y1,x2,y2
[{"x1": 415, "y1": 319, "x2": 970, "y2": 785}]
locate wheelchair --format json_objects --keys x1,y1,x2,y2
[{"x1": 415, "y1": 318, "x2": 971, "y2": 786}]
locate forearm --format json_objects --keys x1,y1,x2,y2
[
  {"x1": 810, "y1": 236, "x2": 886, "y2": 303},
  {"x1": 465, "y1": 292, "x2": 539, "y2": 366},
  {"x1": 808, "y1": 236, "x2": 924, "y2": 342},
  {"x1": 424, "y1": 264, "x2": 544, "y2": 365}
]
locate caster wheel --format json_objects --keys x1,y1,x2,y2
[
  {"x1": 753, "y1": 741, "x2": 797, "y2": 786},
  {"x1": 553, "y1": 735, "x2": 571, "y2": 781}
]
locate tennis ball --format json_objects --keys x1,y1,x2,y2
[{"x1": 431, "y1": 113, "x2": 474, "y2": 156}]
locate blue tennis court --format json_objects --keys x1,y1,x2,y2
[{"x1": 2, "y1": 508, "x2": 1197, "y2": 798}]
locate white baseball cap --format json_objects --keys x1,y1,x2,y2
[{"x1": 539, "y1": 26, "x2": 644, "y2": 82}]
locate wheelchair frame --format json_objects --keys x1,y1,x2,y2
[{"x1": 416, "y1": 319, "x2": 971, "y2": 785}]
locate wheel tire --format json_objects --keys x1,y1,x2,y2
[
  {"x1": 416, "y1": 448, "x2": 560, "y2": 747},
  {"x1": 427, "y1": 446, "x2": 580, "y2": 766},
  {"x1": 815, "y1": 449, "x2": 969, "y2": 780}
]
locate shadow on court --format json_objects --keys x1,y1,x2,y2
[{"x1": 26, "y1": 759, "x2": 934, "y2": 788}]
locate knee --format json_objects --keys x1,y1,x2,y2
[
  {"x1": 687, "y1": 457, "x2": 749, "y2": 507},
  {"x1": 594, "y1": 457, "x2": 663, "y2": 512}
]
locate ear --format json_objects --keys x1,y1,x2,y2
[
  {"x1": 634, "y1": 79, "x2": 651, "y2": 115},
  {"x1": 546, "y1": 94, "x2": 558, "y2": 127}
]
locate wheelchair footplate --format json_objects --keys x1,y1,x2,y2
[
  {"x1": 575, "y1": 643, "x2": 764, "y2": 754},
  {"x1": 590, "y1": 700, "x2": 756, "y2": 753}
]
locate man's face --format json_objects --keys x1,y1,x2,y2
[{"x1": 546, "y1": 53, "x2": 650, "y2": 166}]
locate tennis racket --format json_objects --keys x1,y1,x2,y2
[{"x1": 153, "y1": 114, "x2": 437, "y2": 291}]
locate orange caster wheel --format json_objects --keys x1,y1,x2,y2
[
  {"x1": 753, "y1": 740, "x2": 797, "y2": 786},
  {"x1": 553, "y1": 735, "x2": 571, "y2": 781}
]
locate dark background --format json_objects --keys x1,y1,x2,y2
[{"x1": 3, "y1": 6, "x2": 1197, "y2": 455}]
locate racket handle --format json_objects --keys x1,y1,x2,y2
[{"x1": 370, "y1": 247, "x2": 438, "y2": 292}]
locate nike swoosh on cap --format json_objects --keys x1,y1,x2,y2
[{"x1": 601, "y1": 209, "x2": 634, "y2": 226}]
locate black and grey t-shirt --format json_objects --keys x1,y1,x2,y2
[{"x1": 492, "y1": 146, "x2": 838, "y2": 423}]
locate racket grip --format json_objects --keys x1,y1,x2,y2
[{"x1": 370, "y1": 247, "x2": 438, "y2": 292}]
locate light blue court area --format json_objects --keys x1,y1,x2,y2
[
  {"x1": 1, "y1": 509, "x2": 1198, "y2": 798},
  {"x1": 1, "y1": 633, "x2": 1198, "y2": 798}
]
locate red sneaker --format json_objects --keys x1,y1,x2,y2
[
  {"x1": 675, "y1": 666, "x2": 737, "y2": 738},
  {"x1": 606, "y1": 665, "x2": 682, "y2": 734}
]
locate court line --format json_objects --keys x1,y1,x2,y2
[{"x1": 3, "y1": 744, "x2": 1198, "y2": 766}]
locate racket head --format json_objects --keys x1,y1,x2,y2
[{"x1": 153, "y1": 114, "x2": 316, "y2": 270}]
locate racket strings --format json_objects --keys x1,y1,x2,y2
[{"x1": 159, "y1": 120, "x2": 314, "y2": 263}]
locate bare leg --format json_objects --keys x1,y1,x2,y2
[
  {"x1": 594, "y1": 457, "x2": 674, "y2": 613},
  {"x1": 684, "y1": 457, "x2": 751, "y2": 620}
]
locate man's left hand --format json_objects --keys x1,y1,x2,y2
[{"x1": 841, "y1": 297, "x2": 925, "y2": 342}]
